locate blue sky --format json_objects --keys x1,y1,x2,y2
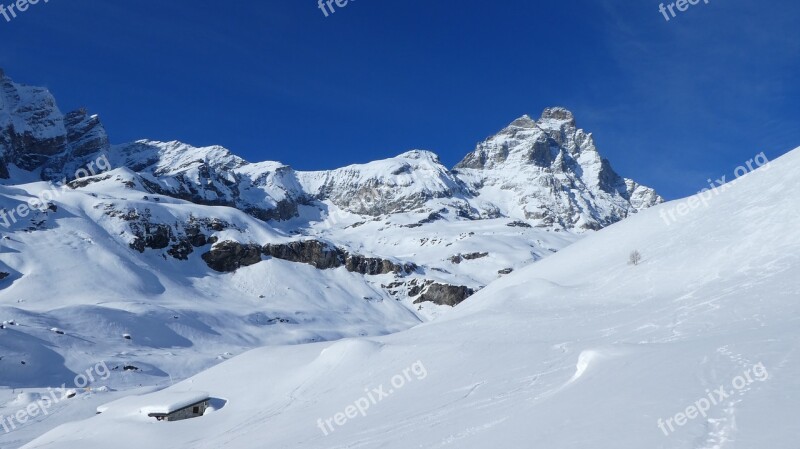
[{"x1": 1, "y1": 0, "x2": 798, "y2": 199}]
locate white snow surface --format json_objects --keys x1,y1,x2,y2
[
  {"x1": 21, "y1": 148, "x2": 800, "y2": 448},
  {"x1": 0, "y1": 166, "x2": 577, "y2": 447}
]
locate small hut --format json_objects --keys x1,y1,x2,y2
[{"x1": 141, "y1": 391, "x2": 210, "y2": 422}]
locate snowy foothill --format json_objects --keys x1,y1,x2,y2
[{"x1": 20, "y1": 147, "x2": 800, "y2": 448}]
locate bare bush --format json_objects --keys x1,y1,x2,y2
[{"x1": 629, "y1": 250, "x2": 642, "y2": 266}]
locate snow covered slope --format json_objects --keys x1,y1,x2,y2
[{"x1": 25, "y1": 146, "x2": 798, "y2": 448}]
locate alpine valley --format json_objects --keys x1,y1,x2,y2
[{"x1": 0, "y1": 69, "x2": 678, "y2": 447}]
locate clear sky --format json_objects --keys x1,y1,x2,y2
[{"x1": 1, "y1": 0, "x2": 798, "y2": 199}]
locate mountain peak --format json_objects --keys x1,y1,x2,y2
[
  {"x1": 539, "y1": 107, "x2": 576, "y2": 126},
  {"x1": 396, "y1": 149, "x2": 442, "y2": 164},
  {"x1": 454, "y1": 108, "x2": 662, "y2": 229},
  {"x1": 508, "y1": 114, "x2": 537, "y2": 128},
  {"x1": 505, "y1": 108, "x2": 576, "y2": 131}
]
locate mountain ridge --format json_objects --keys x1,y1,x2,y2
[{"x1": 0, "y1": 70, "x2": 661, "y2": 231}]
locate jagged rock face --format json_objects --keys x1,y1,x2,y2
[
  {"x1": 625, "y1": 178, "x2": 664, "y2": 211},
  {"x1": 64, "y1": 109, "x2": 109, "y2": 158},
  {"x1": 384, "y1": 279, "x2": 475, "y2": 307},
  {"x1": 132, "y1": 224, "x2": 172, "y2": 251},
  {"x1": 454, "y1": 107, "x2": 663, "y2": 230},
  {"x1": 0, "y1": 71, "x2": 111, "y2": 180},
  {"x1": 298, "y1": 150, "x2": 473, "y2": 216},
  {"x1": 200, "y1": 239, "x2": 419, "y2": 275},
  {"x1": 344, "y1": 254, "x2": 416, "y2": 276},
  {"x1": 414, "y1": 283, "x2": 475, "y2": 307},
  {"x1": 263, "y1": 240, "x2": 345, "y2": 270},
  {"x1": 202, "y1": 241, "x2": 263, "y2": 272},
  {"x1": 262, "y1": 240, "x2": 416, "y2": 275},
  {"x1": 0, "y1": 70, "x2": 68, "y2": 173},
  {"x1": 42, "y1": 109, "x2": 111, "y2": 181},
  {"x1": 104, "y1": 205, "x2": 224, "y2": 260},
  {"x1": 449, "y1": 252, "x2": 489, "y2": 264}
]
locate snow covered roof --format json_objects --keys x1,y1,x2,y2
[{"x1": 139, "y1": 391, "x2": 210, "y2": 415}]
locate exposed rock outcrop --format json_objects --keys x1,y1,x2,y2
[
  {"x1": 202, "y1": 241, "x2": 262, "y2": 272},
  {"x1": 345, "y1": 254, "x2": 416, "y2": 276},
  {"x1": 104, "y1": 206, "x2": 220, "y2": 259},
  {"x1": 414, "y1": 283, "x2": 476, "y2": 307},
  {"x1": 449, "y1": 252, "x2": 489, "y2": 264},
  {"x1": 262, "y1": 240, "x2": 345, "y2": 270},
  {"x1": 261, "y1": 240, "x2": 417, "y2": 275}
]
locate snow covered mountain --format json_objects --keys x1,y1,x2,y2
[
  {"x1": 23, "y1": 141, "x2": 797, "y2": 449},
  {"x1": 0, "y1": 70, "x2": 664, "y2": 447},
  {"x1": 455, "y1": 108, "x2": 662, "y2": 229},
  {"x1": 0, "y1": 70, "x2": 662, "y2": 302},
  {"x1": 0, "y1": 71, "x2": 660, "y2": 229},
  {"x1": 298, "y1": 150, "x2": 475, "y2": 217}
]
